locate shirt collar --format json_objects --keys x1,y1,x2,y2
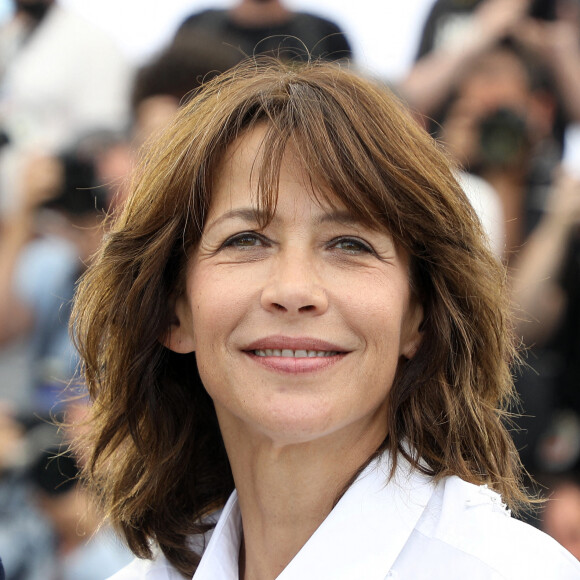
[
  {"x1": 193, "y1": 489, "x2": 242, "y2": 578},
  {"x1": 193, "y1": 451, "x2": 435, "y2": 579}
]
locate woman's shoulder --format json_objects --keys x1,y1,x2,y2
[
  {"x1": 402, "y1": 475, "x2": 580, "y2": 578},
  {"x1": 106, "y1": 555, "x2": 184, "y2": 580},
  {"x1": 105, "y1": 510, "x2": 222, "y2": 580}
]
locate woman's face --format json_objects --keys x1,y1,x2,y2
[{"x1": 167, "y1": 126, "x2": 423, "y2": 448}]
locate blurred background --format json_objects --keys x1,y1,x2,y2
[
  {"x1": 1, "y1": 0, "x2": 580, "y2": 577},
  {"x1": 55, "y1": 0, "x2": 436, "y2": 80}
]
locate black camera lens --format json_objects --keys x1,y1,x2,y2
[
  {"x1": 0, "y1": 130, "x2": 9, "y2": 149},
  {"x1": 478, "y1": 108, "x2": 529, "y2": 169},
  {"x1": 530, "y1": 0, "x2": 557, "y2": 21}
]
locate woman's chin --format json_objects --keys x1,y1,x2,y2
[{"x1": 220, "y1": 401, "x2": 341, "y2": 447}]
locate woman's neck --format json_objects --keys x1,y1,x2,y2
[
  {"x1": 237, "y1": 448, "x2": 345, "y2": 579},
  {"x1": 218, "y1": 413, "x2": 386, "y2": 580}
]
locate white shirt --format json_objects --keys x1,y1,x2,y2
[
  {"x1": 0, "y1": 5, "x2": 131, "y2": 151},
  {"x1": 109, "y1": 452, "x2": 580, "y2": 579},
  {"x1": 457, "y1": 171, "x2": 505, "y2": 259},
  {"x1": 0, "y1": 5, "x2": 132, "y2": 212}
]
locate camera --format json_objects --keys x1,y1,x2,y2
[
  {"x1": 529, "y1": 0, "x2": 557, "y2": 21},
  {"x1": 42, "y1": 153, "x2": 107, "y2": 215},
  {"x1": 477, "y1": 108, "x2": 530, "y2": 169}
]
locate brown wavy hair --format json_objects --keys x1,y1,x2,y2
[{"x1": 72, "y1": 58, "x2": 525, "y2": 577}]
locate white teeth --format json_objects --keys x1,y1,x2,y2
[{"x1": 253, "y1": 349, "x2": 338, "y2": 358}]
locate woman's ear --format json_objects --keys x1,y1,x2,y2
[
  {"x1": 161, "y1": 295, "x2": 196, "y2": 353},
  {"x1": 401, "y1": 300, "x2": 424, "y2": 360}
]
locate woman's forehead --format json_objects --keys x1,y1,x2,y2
[
  {"x1": 216, "y1": 123, "x2": 296, "y2": 173},
  {"x1": 209, "y1": 125, "x2": 332, "y2": 203},
  {"x1": 209, "y1": 145, "x2": 348, "y2": 222},
  {"x1": 203, "y1": 122, "x2": 395, "y2": 236}
]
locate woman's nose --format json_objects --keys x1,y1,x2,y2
[{"x1": 260, "y1": 250, "x2": 329, "y2": 315}]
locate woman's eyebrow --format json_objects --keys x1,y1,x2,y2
[
  {"x1": 204, "y1": 208, "x2": 265, "y2": 233},
  {"x1": 316, "y1": 210, "x2": 362, "y2": 227},
  {"x1": 204, "y1": 208, "x2": 363, "y2": 233}
]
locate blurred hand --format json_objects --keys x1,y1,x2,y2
[
  {"x1": 474, "y1": 0, "x2": 531, "y2": 41},
  {"x1": 515, "y1": 16, "x2": 580, "y2": 63},
  {"x1": 544, "y1": 169, "x2": 580, "y2": 229},
  {"x1": 439, "y1": 96, "x2": 484, "y2": 168}
]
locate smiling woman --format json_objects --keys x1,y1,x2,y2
[
  {"x1": 165, "y1": 125, "x2": 422, "y2": 450},
  {"x1": 71, "y1": 59, "x2": 580, "y2": 579}
]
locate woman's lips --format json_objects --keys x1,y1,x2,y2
[
  {"x1": 244, "y1": 335, "x2": 346, "y2": 352},
  {"x1": 243, "y1": 336, "x2": 348, "y2": 374},
  {"x1": 245, "y1": 350, "x2": 347, "y2": 374}
]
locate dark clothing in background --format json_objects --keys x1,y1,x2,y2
[
  {"x1": 176, "y1": 9, "x2": 352, "y2": 62},
  {"x1": 547, "y1": 234, "x2": 580, "y2": 414},
  {"x1": 513, "y1": 233, "x2": 580, "y2": 477}
]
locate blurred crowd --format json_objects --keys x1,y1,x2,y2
[{"x1": 0, "y1": 0, "x2": 579, "y2": 577}]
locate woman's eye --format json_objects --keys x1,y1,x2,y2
[
  {"x1": 329, "y1": 237, "x2": 374, "y2": 254},
  {"x1": 222, "y1": 232, "x2": 267, "y2": 249}
]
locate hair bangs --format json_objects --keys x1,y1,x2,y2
[{"x1": 213, "y1": 76, "x2": 400, "y2": 235}]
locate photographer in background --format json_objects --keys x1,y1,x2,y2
[
  {"x1": 0, "y1": 436, "x2": 132, "y2": 579},
  {"x1": 401, "y1": 0, "x2": 580, "y2": 133},
  {"x1": 401, "y1": 0, "x2": 531, "y2": 126},
  {"x1": 437, "y1": 42, "x2": 558, "y2": 261},
  {"x1": 0, "y1": 139, "x2": 111, "y2": 418},
  {"x1": 26, "y1": 448, "x2": 131, "y2": 579},
  {"x1": 0, "y1": 0, "x2": 131, "y2": 213}
]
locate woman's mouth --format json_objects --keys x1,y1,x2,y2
[
  {"x1": 244, "y1": 340, "x2": 347, "y2": 374},
  {"x1": 252, "y1": 349, "x2": 340, "y2": 358}
]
